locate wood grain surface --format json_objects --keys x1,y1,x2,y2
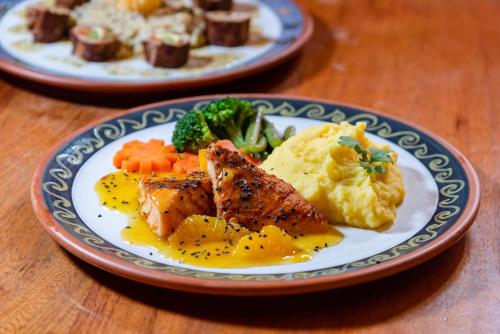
[{"x1": 0, "y1": 0, "x2": 498, "y2": 333}]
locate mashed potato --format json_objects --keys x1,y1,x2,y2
[{"x1": 261, "y1": 122, "x2": 405, "y2": 229}]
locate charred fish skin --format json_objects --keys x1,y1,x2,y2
[
  {"x1": 206, "y1": 145, "x2": 329, "y2": 235},
  {"x1": 139, "y1": 173, "x2": 215, "y2": 238}
]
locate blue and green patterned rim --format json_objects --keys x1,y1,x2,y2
[
  {"x1": 0, "y1": 0, "x2": 312, "y2": 93},
  {"x1": 31, "y1": 95, "x2": 480, "y2": 295}
]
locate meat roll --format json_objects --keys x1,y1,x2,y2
[
  {"x1": 205, "y1": 11, "x2": 250, "y2": 47},
  {"x1": 26, "y1": 4, "x2": 70, "y2": 43},
  {"x1": 193, "y1": 0, "x2": 232, "y2": 11},
  {"x1": 70, "y1": 25, "x2": 120, "y2": 61},
  {"x1": 143, "y1": 32, "x2": 190, "y2": 68}
]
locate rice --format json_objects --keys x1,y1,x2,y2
[{"x1": 71, "y1": 0, "x2": 206, "y2": 53}]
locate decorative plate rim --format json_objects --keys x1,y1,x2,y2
[
  {"x1": 0, "y1": 0, "x2": 313, "y2": 93},
  {"x1": 30, "y1": 94, "x2": 481, "y2": 296}
]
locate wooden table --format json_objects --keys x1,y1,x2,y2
[{"x1": 0, "y1": 0, "x2": 498, "y2": 332}]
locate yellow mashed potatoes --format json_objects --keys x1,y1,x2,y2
[{"x1": 262, "y1": 122, "x2": 405, "y2": 229}]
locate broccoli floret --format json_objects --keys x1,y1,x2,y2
[
  {"x1": 202, "y1": 97, "x2": 256, "y2": 150},
  {"x1": 172, "y1": 109, "x2": 218, "y2": 152}
]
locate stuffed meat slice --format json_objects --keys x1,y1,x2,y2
[
  {"x1": 139, "y1": 172, "x2": 215, "y2": 238},
  {"x1": 205, "y1": 144, "x2": 329, "y2": 235}
]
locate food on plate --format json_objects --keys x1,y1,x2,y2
[
  {"x1": 205, "y1": 11, "x2": 250, "y2": 47},
  {"x1": 262, "y1": 122, "x2": 405, "y2": 229},
  {"x1": 55, "y1": 0, "x2": 89, "y2": 10},
  {"x1": 172, "y1": 97, "x2": 295, "y2": 160},
  {"x1": 138, "y1": 173, "x2": 215, "y2": 237},
  {"x1": 193, "y1": 0, "x2": 232, "y2": 11},
  {"x1": 71, "y1": 25, "x2": 120, "y2": 61},
  {"x1": 205, "y1": 144, "x2": 329, "y2": 235},
  {"x1": 233, "y1": 225, "x2": 293, "y2": 259},
  {"x1": 172, "y1": 152, "x2": 201, "y2": 174},
  {"x1": 26, "y1": 4, "x2": 70, "y2": 43},
  {"x1": 143, "y1": 32, "x2": 190, "y2": 68},
  {"x1": 172, "y1": 109, "x2": 219, "y2": 153},
  {"x1": 23, "y1": 0, "x2": 254, "y2": 67},
  {"x1": 169, "y1": 215, "x2": 249, "y2": 247},
  {"x1": 117, "y1": 0, "x2": 162, "y2": 15},
  {"x1": 113, "y1": 139, "x2": 175, "y2": 173},
  {"x1": 112, "y1": 139, "x2": 202, "y2": 174},
  {"x1": 95, "y1": 98, "x2": 407, "y2": 269}
]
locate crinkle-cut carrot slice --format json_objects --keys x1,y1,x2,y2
[
  {"x1": 165, "y1": 152, "x2": 181, "y2": 163},
  {"x1": 113, "y1": 139, "x2": 177, "y2": 174},
  {"x1": 113, "y1": 150, "x2": 127, "y2": 169},
  {"x1": 164, "y1": 145, "x2": 176, "y2": 153},
  {"x1": 139, "y1": 160, "x2": 153, "y2": 174},
  {"x1": 121, "y1": 159, "x2": 139, "y2": 172},
  {"x1": 173, "y1": 153, "x2": 200, "y2": 174},
  {"x1": 152, "y1": 157, "x2": 171, "y2": 171}
]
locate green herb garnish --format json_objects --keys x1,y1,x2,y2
[
  {"x1": 87, "y1": 29, "x2": 100, "y2": 40},
  {"x1": 338, "y1": 136, "x2": 392, "y2": 174},
  {"x1": 163, "y1": 35, "x2": 175, "y2": 44}
]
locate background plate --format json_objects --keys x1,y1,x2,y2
[
  {"x1": 31, "y1": 94, "x2": 480, "y2": 295},
  {"x1": 0, "y1": 0, "x2": 312, "y2": 93}
]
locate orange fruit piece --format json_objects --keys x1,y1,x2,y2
[
  {"x1": 168, "y1": 215, "x2": 250, "y2": 247},
  {"x1": 233, "y1": 225, "x2": 294, "y2": 259}
]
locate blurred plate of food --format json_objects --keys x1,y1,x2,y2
[
  {"x1": 0, "y1": 0, "x2": 312, "y2": 92},
  {"x1": 31, "y1": 95, "x2": 480, "y2": 295}
]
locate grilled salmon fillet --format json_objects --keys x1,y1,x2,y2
[
  {"x1": 205, "y1": 144, "x2": 329, "y2": 235},
  {"x1": 138, "y1": 172, "x2": 215, "y2": 238}
]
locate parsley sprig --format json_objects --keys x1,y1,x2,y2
[{"x1": 338, "y1": 136, "x2": 392, "y2": 174}]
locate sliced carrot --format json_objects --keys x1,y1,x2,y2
[
  {"x1": 121, "y1": 159, "x2": 139, "y2": 172},
  {"x1": 165, "y1": 152, "x2": 181, "y2": 163},
  {"x1": 113, "y1": 139, "x2": 174, "y2": 174},
  {"x1": 173, "y1": 153, "x2": 200, "y2": 174},
  {"x1": 152, "y1": 157, "x2": 172, "y2": 171},
  {"x1": 164, "y1": 145, "x2": 176, "y2": 153}
]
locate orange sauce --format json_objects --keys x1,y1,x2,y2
[{"x1": 95, "y1": 171, "x2": 343, "y2": 268}]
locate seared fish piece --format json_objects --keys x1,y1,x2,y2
[
  {"x1": 205, "y1": 144, "x2": 329, "y2": 235},
  {"x1": 138, "y1": 172, "x2": 215, "y2": 238}
]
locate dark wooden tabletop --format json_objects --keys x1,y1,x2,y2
[{"x1": 0, "y1": 0, "x2": 498, "y2": 333}]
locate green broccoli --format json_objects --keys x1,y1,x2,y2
[
  {"x1": 202, "y1": 97, "x2": 257, "y2": 150},
  {"x1": 172, "y1": 109, "x2": 218, "y2": 153}
]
